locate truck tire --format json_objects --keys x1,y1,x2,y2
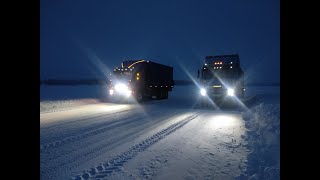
[
  {"x1": 163, "y1": 90, "x2": 168, "y2": 99},
  {"x1": 135, "y1": 91, "x2": 144, "y2": 102},
  {"x1": 157, "y1": 90, "x2": 168, "y2": 100},
  {"x1": 156, "y1": 90, "x2": 162, "y2": 100}
]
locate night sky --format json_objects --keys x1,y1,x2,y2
[{"x1": 40, "y1": 0, "x2": 279, "y2": 83}]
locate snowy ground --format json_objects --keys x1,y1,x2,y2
[{"x1": 40, "y1": 84, "x2": 280, "y2": 180}]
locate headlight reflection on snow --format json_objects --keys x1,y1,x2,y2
[
  {"x1": 96, "y1": 104, "x2": 131, "y2": 112},
  {"x1": 209, "y1": 115, "x2": 239, "y2": 129}
]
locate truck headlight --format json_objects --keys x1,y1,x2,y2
[
  {"x1": 227, "y1": 88, "x2": 234, "y2": 96},
  {"x1": 114, "y1": 83, "x2": 131, "y2": 97},
  {"x1": 115, "y1": 83, "x2": 127, "y2": 92},
  {"x1": 200, "y1": 88, "x2": 206, "y2": 96},
  {"x1": 109, "y1": 89, "x2": 114, "y2": 95}
]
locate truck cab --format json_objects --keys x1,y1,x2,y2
[{"x1": 198, "y1": 54, "x2": 245, "y2": 102}]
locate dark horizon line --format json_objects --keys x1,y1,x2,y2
[{"x1": 40, "y1": 79, "x2": 280, "y2": 86}]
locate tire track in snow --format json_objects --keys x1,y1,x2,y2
[
  {"x1": 71, "y1": 113, "x2": 198, "y2": 180},
  {"x1": 41, "y1": 110, "x2": 184, "y2": 180},
  {"x1": 40, "y1": 108, "x2": 144, "y2": 151},
  {"x1": 41, "y1": 108, "x2": 136, "y2": 131},
  {"x1": 40, "y1": 113, "x2": 142, "y2": 152},
  {"x1": 41, "y1": 115, "x2": 150, "y2": 180}
]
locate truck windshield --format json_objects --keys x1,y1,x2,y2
[
  {"x1": 113, "y1": 70, "x2": 133, "y2": 81},
  {"x1": 202, "y1": 69, "x2": 213, "y2": 80},
  {"x1": 202, "y1": 69, "x2": 238, "y2": 81}
]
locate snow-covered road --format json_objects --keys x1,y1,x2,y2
[
  {"x1": 40, "y1": 85, "x2": 279, "y2": 179},
  {"x1": 41, "y1": 105, "x2": 247, "y2": 179}
]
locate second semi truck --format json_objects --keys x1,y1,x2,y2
[{"x1": 198, "y1": 54, "x2": 245, "y2": 104}]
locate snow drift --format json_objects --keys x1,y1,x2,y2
[{"x1": 238, "y1": 103, "x2": 280, "y2": 180}]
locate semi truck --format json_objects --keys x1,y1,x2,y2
[
  {"x1": 108, "y1": 60, "x2": 174, "y2": 102},
  {"x1": 197, "y1": 54, "x2": 245, "y2": 104}
]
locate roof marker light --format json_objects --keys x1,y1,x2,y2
[{"x1": 128, "y1": 60, "x2": 145, "y2": 68}]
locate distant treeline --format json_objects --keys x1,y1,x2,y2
[{"x1": 40, "y1": 79, "x2": 279, "y2": 86}]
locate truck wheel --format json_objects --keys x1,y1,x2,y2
[
  {"x1": 163, "y1": 91, "x2": 168, "y2": 99},
  {"x1": 136, "y1": 92, "x2": 144, "y2": 102},
  {"x1": 157, "y1": 90, "x2": 163, "y2": 100}
]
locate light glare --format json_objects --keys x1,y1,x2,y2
[
  {"x1": 109, "y1": 89, "x2": 114, "y2": 95},
  {"x1": 227, "y1": 88, "x2": 234, "y2": 96},
  {"x1": 200, "y1": 88, "x2": 206, "y2": 96},
  {"x1": 115, "y1": 83, "x2": 127, "y2": 91}
]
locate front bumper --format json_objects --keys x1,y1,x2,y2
[{"x1": 201, "y1": 87, "x2": 243, "y2": 99}]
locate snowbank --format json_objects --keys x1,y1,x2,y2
[
  {"x1": 40, "y1": 85, "x2": 109, "y2": 101},
  {"x1": 238, "y1": 103, "x2": 280, "y2": 180},
  {"x1": 40, "y1": 85, "x2": 110, "y2": 113}
]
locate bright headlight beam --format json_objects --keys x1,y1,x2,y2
[
  {"x1": 113, "y1": 83, "x2": 132, "y2": 97},
  {"x1": 227, "y1": 88, "x2": 234, "y2": 96},
  {"x1": 126, "y1": 90, "x2": 131, "y2": 97},
  {"x1": 200, "y1": 88, "x2": 207, "y2": 96},
  {"x1": 115, "y1": 83, "x2": 127, "y2": 91},
  {"x1": 109, "y1": 89, "x2": 114, "y2": 95}
]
